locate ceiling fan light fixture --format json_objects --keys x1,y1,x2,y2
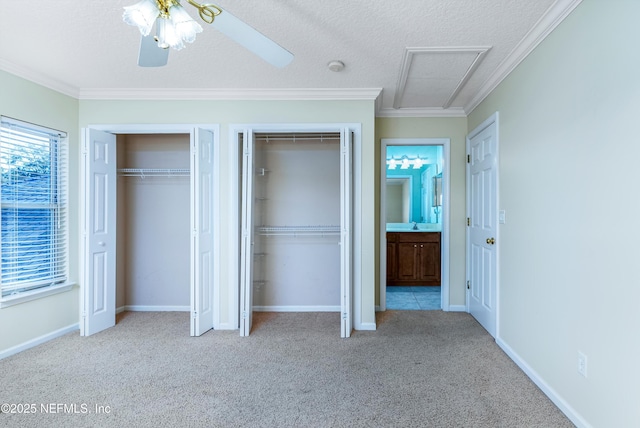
[
  {"x1": 125, "y1": 0, "x2": 294, "y2": 68},
  {"x1": 156, "y1": 16, "x2": 185, "y2": 50},
  {"x1": 123, "y1": 0, "x2": 160, "y2": 37}
]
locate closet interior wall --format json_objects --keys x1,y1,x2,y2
[
  {"x1": 116, "y1": 134, "x2": 191, "y2": 311},
  {"x1": 251, "y1": 133, "x2": 341, "y2": 311}
]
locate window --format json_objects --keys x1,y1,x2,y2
[{"x1": 0, "y1": 117, "x2": 68, "y2": 300}]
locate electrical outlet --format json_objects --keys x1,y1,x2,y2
[{"x1": 578, "y1": 351, "x2": 588, "y2": 378}]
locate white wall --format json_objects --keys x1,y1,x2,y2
[
  {"x1": 116, "y1": 134, "x2": 191, "y2": 310},
  {"x1": 252, "y1": 136, "x2": 341, "y2": 309},
  {"x1": 468, "y1": 0, "x2": 640, "y2": 426}
]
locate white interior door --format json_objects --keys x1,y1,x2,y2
[
  {"x1": 467, "y1": 114, "x2": 498, "y2": 337},
  {"x1": 81, "y1": 128, "x2": 116, "y2": 336},
  {"x1": 191, "y1": 128, "x2": 215, "y2": 336},
  {"x1": 340, "y1": 128, "x2": 353, "y2": 338},
  {"x1": 239, "y1": 129, "x2": 255, "y2": 336}
]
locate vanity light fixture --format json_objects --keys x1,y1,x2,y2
[{"x1": 386, "y1": 156, "x2": 427, "y2": 170}]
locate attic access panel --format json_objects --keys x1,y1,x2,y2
[{"x1": 393, "y1": 47, "x2": 490, "y2": 110}]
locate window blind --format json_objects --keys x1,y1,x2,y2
[{"x1": 0, "y1": 117, "x2": 68, "y2": 297}]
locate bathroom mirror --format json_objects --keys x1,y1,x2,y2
[{"x1": 385, "y1": 145, "x2": 444, "y2": 227}]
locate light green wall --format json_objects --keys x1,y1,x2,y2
[
  {"x1": 0, "y1": 70, "x2": 80, "y2": 352},
  {"x1": 468, "y1": 0, "x2": 640, "y2": 426},
  {"x1": 79, "y1": 99, "x2": 377, "y2": 328},
  {"x1": 376, "y1": 117, "x2": 468, "y2": 307}
]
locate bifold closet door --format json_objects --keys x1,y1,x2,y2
[
  {"x1": 340, "y1": 128, "x2": 352, "y2": 338},
  {"x1": 190, "y1": 128, "x2": 215, "y2": 336},
  {"x1": 239, "y1": 129, "x2": 256, "y2": 336},
  {"x1": 81, "y1": 128, "x2": 117, "y2": 336}
]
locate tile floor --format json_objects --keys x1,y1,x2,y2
[{"x1": 386, "y1": 286, "x2": 441, "y2": 310}]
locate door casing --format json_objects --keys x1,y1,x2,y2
[
  {"x1": 230, "y1": 123, "x2": 362, "y2": 334},
  {"x1": 379, "y1": 138, "x2": 451, "y2": 311},
  {"x1": 80, "y1": 123, "x2": 220, "y2": 336}
]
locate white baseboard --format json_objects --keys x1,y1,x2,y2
[
  {"x1": 496, "y1": 337, "x2": 591, "y2": 428},
  {"x1": 447, "y1": 305, "x2": 467, "y2": 312},
  {"x1": 121, "y1": 305, "x2": 190, "y2": 312},
  {"x1": 356, "y1": 322, "x2": 377, "y2": 331},
  {"x1": 214, "y1": 322, "x2": 238, "y2": 330},
  {"x1": 0, "y1": 323, "x2": 79, "y2": 360},
  {"x1": 253, "y1": 305, "x2": 341, "y2": 312}
]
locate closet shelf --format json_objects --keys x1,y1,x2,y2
[
  {"x1": 118, "y1": 168, "x2": 190, "y2": 178},
  {"x1": 257, "y1": 225, "x2": 341, "y2": 236}
]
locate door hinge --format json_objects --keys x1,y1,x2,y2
[
  {"x1": 467, "y1": 217, "x2": 470, "y2": 226},
  {"x1": 466, "y1": 280, "x2": 470, "y2": 290},
  {"x1": 241, "y1": 311, "x2": 248, "y2": 320},
  {"x1": 467, "y1": 154, "x2": 470, "y2": 163}
]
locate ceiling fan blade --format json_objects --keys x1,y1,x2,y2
[
  {"x1": 211, "y1": 8, "x2": 294, "y2": 68},
  {"x1": 138, "y1": 34, "x2": 169, "y2": 67}
]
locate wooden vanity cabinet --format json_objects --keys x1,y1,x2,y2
[{"x1": 387, "y1": 232, "x2": 441, "y2": 286}]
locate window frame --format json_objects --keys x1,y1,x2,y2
[{"x1": 0, "y1": 116, "x2": 73, "y2": 308}]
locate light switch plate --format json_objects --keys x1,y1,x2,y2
[{"x1": 499, "y1": 210, "x2": 506, "y2": 224}]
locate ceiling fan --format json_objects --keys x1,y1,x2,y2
[{"x1": 123, "y1": 0, "x2": 294, "y2": 68}]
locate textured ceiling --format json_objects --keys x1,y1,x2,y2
[{"x1": 0, "y1": 0, "x2": 580, "y2": 116}]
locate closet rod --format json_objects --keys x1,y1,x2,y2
[
  {"x1": 257, "y1": 225, "x2": 340, "y2": 236},
  {"x1": 256, "y1": 134, "x2": 340, "y2": 143},
  {"x1": 118, "y1": 168, "x2": 190, "y2": 178}
]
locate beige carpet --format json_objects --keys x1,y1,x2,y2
[{"x1": 0, "y1": 311, "x2": 572, "y2": 427}]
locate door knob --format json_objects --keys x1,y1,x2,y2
[{"x1": 486, "y1": 237, "x2": 495, "y2": 245}]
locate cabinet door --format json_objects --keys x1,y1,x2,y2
[
  {"x1": 418, "y1": 241, "x2": 441, "y2": 283},
  {"x1": 387, "y1": 241, "x2": 397, "y2": 281},
  {"x1": 397, "y1": 242, "x2": 420, "y2": 281}
]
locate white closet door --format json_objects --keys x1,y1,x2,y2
[
  {"x1": 81, "y1": 129, "x2": 116, "y2": 336},
  {"x1": 191, "y1": 128, "x2": 215, "y2": 336},
  {"x1": 340, "y1": 128, "x2": 353, "y2": 338},
  {"x1": 240, "y1": 129, "x2": 255, "y2": 336}
]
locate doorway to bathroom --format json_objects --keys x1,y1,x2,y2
[{"x1": 380, "y1": 138, "x2": 450, "y2": 311}]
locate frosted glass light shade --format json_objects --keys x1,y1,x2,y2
[
  {"x1": 170, "y1": 3, "x2": 203, "y2": 44},
  {"x1": 123, "y1": 0, "x2": 160, "y2": 36},
  {"x1": 156, "y1": 17, "x2": 185, "y2": 50}
]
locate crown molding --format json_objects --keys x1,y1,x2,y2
[
  {"x1": 78, "y1": 87, "x2": 382, "y2": 101},
  {"x1": 376, "y1": 107, "x2": 467, "y2": 118},
  {"x1": 464, "y1": 0, "x2": 583, "y2": 114},
  {"x1": 0, "y1": 61, "x2": 381, "y2": 103},
  {"x1": 0, "y1": 59, "x2": 79, "y2": 99}
]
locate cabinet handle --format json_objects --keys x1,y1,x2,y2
[
  {"x1": 420, "y1": 244, "x2": 424, "y2": 248},
  {"x1": 414, "y1": 244, "x2": 417, "y2": 248}
]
